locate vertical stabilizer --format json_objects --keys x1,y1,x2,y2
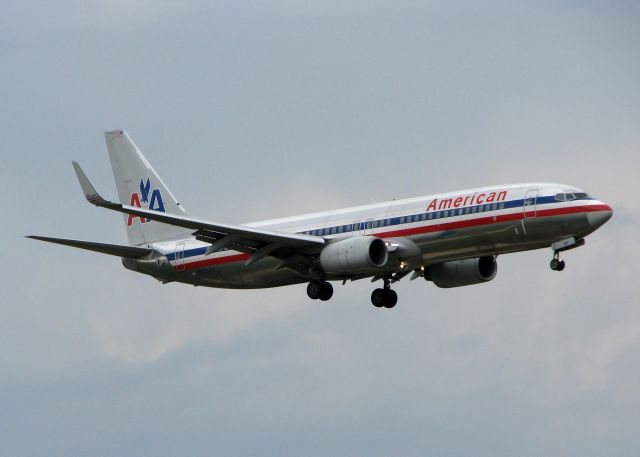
[{"x1": 105, "y1": 130, "x2": 190, "y2": 246}]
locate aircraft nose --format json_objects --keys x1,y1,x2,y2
[{"x1": 587, "y1": 204, "x2": 613, "y2": 228}]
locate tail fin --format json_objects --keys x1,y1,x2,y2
[{"x1": 105, "y1": 130, "x2": 190, "y2": 246}]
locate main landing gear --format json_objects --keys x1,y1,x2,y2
[
  {"x1": 307, "y1": 280, "x2": 334, "y2": 301},
  {"x1": 371, "y1": 278, "x2": 397, "y2": 309}
]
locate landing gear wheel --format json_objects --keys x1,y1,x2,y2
[
  {"x1": 319, "y1": 282, "x2": 334, "y2": 301},
  {"x1": 371, "y1": 288, "x2": 385, "y2": 307},
  {"x1": 308, "y1": 281, "x2": 333, "y2": 301},
  {"x1": 371, "y1": 287, "x2": 398, "y2": 308},
  {"x1": 550, "y1": 258, "x2": 566, "y2": 271},
  {"x1": 307, "y1": 281, "x2": 323, "y2": 300},
  {"x1": 382, "y1": 289, "x2": 398, "y2": 309}
]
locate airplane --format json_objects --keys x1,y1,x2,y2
[{"x1": 28, "y1": 130, "x2": 613, "y2": 308}]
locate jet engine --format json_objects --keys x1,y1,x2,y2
[
  {"x1": 320, "y1": 236, "x2": 388, "y2": 274},
  {"x1": 425, "y1": 256, "x2": 497, "y2": 288}
]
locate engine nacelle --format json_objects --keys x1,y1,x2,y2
[
  {"x1": 426, "y1": 256, "x2": 497, "y2": 288},
  {"x1": 320, "y1": 236, "x2": 388, "y2": 274}
]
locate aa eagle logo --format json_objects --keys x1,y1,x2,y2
[{"x1": 127, "y1": 177, "x2": 165, "y2": 226}]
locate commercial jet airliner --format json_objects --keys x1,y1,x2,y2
[{"x1": 29, "y1": 131, "x2": 613, "y2": 308}]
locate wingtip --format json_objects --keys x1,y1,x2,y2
[
  {"x1": 71, "y1": 162, "x2": 102, "y2": 204},
  {"x1": 26, "y1": 235, "x2": 48, "y2": 242}
]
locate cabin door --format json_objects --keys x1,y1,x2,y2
[
  {"x1": 175, "y1": 242, "x2": 186, "y2": 271},
  {"x1": 522, "y1": 189, "x2": 538, "y2": 234}
]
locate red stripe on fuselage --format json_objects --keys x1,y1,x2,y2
[
  {"x1": 175, "y1": 204, "x2": 611, "y2": 270},
  {"x1": 180, "y1": 253, "x2": 250, "y2": 271}
]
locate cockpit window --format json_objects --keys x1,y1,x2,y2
[{"x1": 555, "y1": 192, "x2": 590, "y2": 202}]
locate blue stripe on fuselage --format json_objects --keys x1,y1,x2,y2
[{"x1": 163, "y1": 195, "x2": 591, "y2": 261}]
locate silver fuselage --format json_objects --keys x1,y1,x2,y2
[{"x1": 123, "y1": 182, "x2": 612, "y2": 288}]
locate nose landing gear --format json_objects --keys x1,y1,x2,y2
[{"x1": 549, "y1": 237, "x2": 585, "y2": 271}]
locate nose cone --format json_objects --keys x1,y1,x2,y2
[{"x1": 587, "y1": 204, "x2": 613, "y2": 229}]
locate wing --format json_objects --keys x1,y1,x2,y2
[
  {"x1": 72, "y1": 162, "x2": 325, "y2": 272},
  {"x1": 26, "y1": 235, "x2": 152, "y2": 258}
]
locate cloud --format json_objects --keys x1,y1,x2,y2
[{"x1": 2, "y1": 1, "x2": 639, "y2": 455}]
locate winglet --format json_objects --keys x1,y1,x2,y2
[{"x1": 72, "y1": 161, "x2": 111, "y2": 207}]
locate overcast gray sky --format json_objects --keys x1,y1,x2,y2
[{"x1": 1, "y1": 1, "x2": 639, "y2": 456}]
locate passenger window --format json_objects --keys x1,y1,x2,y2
[
  {"x1": 427, "y1": 213, "x2": 432, "y2": 220},
  {"x1": 373, "y1": 221, "x2": 378, "y2": 228},
  {"x1": 492, "y1": 203, "x2": 497, "y2": 211},
  {"x1": 499, "y1": 203, "x2": 504, "y2": 209},
  {"x1": 444, "y1": 211, "x2": 448, "y2": 217}
]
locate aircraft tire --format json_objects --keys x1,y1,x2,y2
[
  {"x1": 307, "y1": 281, "x2": 323, "y2": 300},
  {"x1": 371, "y1": 288, "x2": 385, "y2": 307},
  {"x1": 383, "y1": 289, "x2": 398, "y2": 308},
  {"x1": 319, "y1": 282, "x2": 334, "y2": 301},
  {"x1": 550, "y1": 259, "x2": 560, "y2": 271},
  {"x1": 557, "y1": 260, "x2": 566, "y2": 271}
]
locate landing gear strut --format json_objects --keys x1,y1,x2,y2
[
  {"x1": 307, "y1": 281, "x2": 333, "y2": 301},
  {"x1": 550, "y1": 252, "x2": 566, "y2": 271},
  {"x1": 371, "y1": 278, "x2": 398, "y2": 308}
]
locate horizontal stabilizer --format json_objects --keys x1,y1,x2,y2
[{"x1": 26, "y1": 236, "x2": 152, "y2": 258}]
